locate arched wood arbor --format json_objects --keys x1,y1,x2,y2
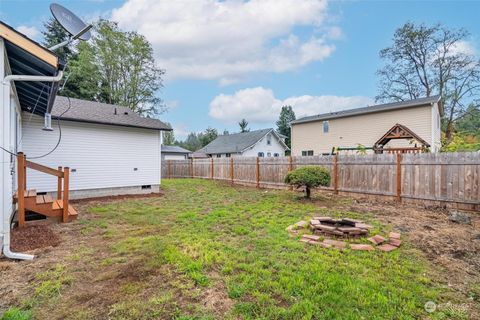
[{"x1": 373, "y1": 124, "x2": 430, "y2": 154}]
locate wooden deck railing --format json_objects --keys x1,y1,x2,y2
[{"x1": 16, "y1": 152, "x2": 70, "y2": 227}]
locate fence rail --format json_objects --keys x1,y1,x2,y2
[{"x1": 161, "y1": 152, "x2": 480, "y2": 211}]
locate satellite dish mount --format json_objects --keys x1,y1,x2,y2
[{"x1": 48, "y1": 3, "x2": 92, "y2": 51}]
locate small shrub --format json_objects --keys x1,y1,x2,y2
[{"x1": 284, "y1": 166, "x2": 331, "y2": 198}]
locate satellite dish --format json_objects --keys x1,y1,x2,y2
[{"x1": 49, "y1": 3, "x2": 92, "y2": 51}]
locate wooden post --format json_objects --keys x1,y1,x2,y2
[
  {"x1": 190, "y1": 159, "x2": 194, "y2": 178},
  {"x1": 57, "y1": 166, "x2": 62, "y2": 200},
  {"x1": 62, "y1": 167, "x2": 69, "y2": 223},
  {"x1": 288, "y1": 156, "x2": 294, "y2": 190},
  {"x1": 211, "y1": 157, "x2": 214, "y2": 180},
  {"x1": 396, "y1": 153, "x2": 402, "y2": 202},
  {"x1": 230, "y1": 157, "x2": 234, "y2": 184},
  {"x1": 17, "y1": 153, "x2": 25, "y2": 227},
  {"x1": 168, "y1": 160, "x2": 172, "y2": 179},
  {"x1": 333, "y1": 154, "x2": 339, "y2": 194},
  {"x1": 256, "y1": 157, "x2": 260, "y2": 188}
]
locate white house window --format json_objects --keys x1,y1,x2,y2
[
  {"x1": 267, "y1": 134, "x2": 271, "y2": 145},
  {"x1": 302, "y1": 150, "x2": 314, "y2": 156},
  {"x1": 258, "y1": 152, "x2": 264, "y2": 157},
  {"x1": 225, "y1": 153, "x2": 231, "y2": 158},
  {"x1": 216, "y1": 154, "x2": 221, "y2": 158},
  {"x1": 274, "y1": 153, "x2": 279, "y2": 157},
  {"x1": 323, "y1": 121, "x2": 329, "y2": 133},
  {"x1": 267, "y1": 152, "x2": 271, "y2": 157}
]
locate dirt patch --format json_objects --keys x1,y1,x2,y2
[
  {"x1": 202, "y1": 273, "x2": 234, "y2": 316},
  {"x1": 10, "y1": 225, "x2": 61, "y2": 252},
  {"x1": 71, "y1": 192, "x2": 164, "y2": 204}
]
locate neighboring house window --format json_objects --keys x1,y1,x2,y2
[
  {"x1": 302, "y1": 150, "x2": 314, "y2": 156},
  {"x1": 225, "y1": 153, "x2": 231, "y2": 158},
  {"x1": 267, "y1": 152, "x2": 271, "y2": 157},
  {"x1": 274, "y1": 153, "x2": 279, "y2": 157},
  {"x1": 323, "y1": 121, "x2": 329, "y2": 133},
  {"x1": 216, "y1": 154, "x2": 221, "y2": 158},
  {"x1": 258, "y1": 152, "x2": 264, "y2": 157},
  {"x1": 267, "y1": 134, "x2": 271, "y2": 145}
]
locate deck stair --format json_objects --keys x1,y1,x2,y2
[
  {"x1": 14, "y1": 190, "x2": 77, "y2": 222},
  {"x1": 14, "y1": 153, "x2": 77, "y2": 226}
]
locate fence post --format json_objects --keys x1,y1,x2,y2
[
  {"x1": 256, "y1": 157, "x2": 260, "y2": 188},
  {"x1": 210, "y1": 157, "x2": 214, "y2": 180},
  {"x1": 168, "y1": 160, "x2": 172, "y2": 179},
  {"x1": 230, "y1": 157, "x2": 234, "y2": 184},
  {"x1": 288, "y1": 155, "x2": 294, "y2": 190},
  {"x1": 190, "y1": 158, "x2": 194, "y2": 178},
  {"x1": 333, "y1": 154, "x2": 339, "y2": 194},
  {"x1": 17, "y1": 153, "x2": 25, "y2": 227},
  {"x1": 396, "y1": 153, "x2": 402, "y2": 202}
]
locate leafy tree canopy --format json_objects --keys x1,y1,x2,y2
[
  {"x1": 239, "y1": 119, "x2": 250, "y2": 133},
  {"x1": 377, "y1": 22, "x2": 480, "y2": 142}
]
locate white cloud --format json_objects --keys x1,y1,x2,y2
[
  {"x1": 17, "y1": 25, "x2": 40, "y2": 40},
  {"x1": 111, "y1": 0, "x2": 337, "y2": 84},
  {"x1": 449, "y1": 40, "x2": 476, "y2": 56},
  {"x1": 209, "y1": 87, "x2": 373, "y2": 123}
]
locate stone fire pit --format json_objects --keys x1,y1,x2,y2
[{"x1": 310, "y1": 217, "x2": 372, "y2": 238}]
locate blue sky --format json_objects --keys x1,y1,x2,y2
[{"x1": 1, "y1": 0, "x2": 479, "y2": 139}]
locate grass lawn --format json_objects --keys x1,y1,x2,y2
[{"x1": 2, "y1": 179, "x2": 472, "y2": 319}]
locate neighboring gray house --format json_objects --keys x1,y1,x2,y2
[
  {"x1": 198, "y1": 128, "x2": 289, "y2": 158},
  {"x1": 161, "y1": 145, "x2": 191, "y2": 160}
]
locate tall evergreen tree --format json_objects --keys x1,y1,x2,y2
[
  {"x1": 162, "y1": 123, "x2": 176, "y2": 145},
  {"x1": 42, "y1": 18, "x2": 75, "y2": 62},
  {"x1": 239, "y1": 119, "x2": 249, "y2": 133},
  {"x1": 276, "y1": 105, "x2": 296, "y2": 148}
]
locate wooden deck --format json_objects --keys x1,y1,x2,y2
[{"x1": 15, "y1": 152, "x2": 77, "y2": 227}]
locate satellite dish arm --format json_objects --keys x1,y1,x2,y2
[{"x1": 49, "y1": 24, "x2": 93, "y2": 51}]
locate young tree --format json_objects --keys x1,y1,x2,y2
[
  {"x1": 376, "y1": 22, "x2": 480, "y2": 141},
  {"x1": 239, "y1": 119, "x2": 249, "y2": 133},
  {"x1": 284, "y1": 167, "x2": 331, "y2": 199},
  {"x1": 276, "y1": 105, "x2": 296, "y2": 148}
]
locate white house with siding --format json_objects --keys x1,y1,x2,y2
[
  {"x1": 198, "y1": 128, "x2": 289, "y2": 158},
  {"x1": 22, "y1": 96, "x2": 171, "y2": 199},
  {"x1": 0, "y1": 21, "x2": 171, "y2": 259},
  {"x1": 291, "y1": 96, "x2": 442, "y2": 155}
]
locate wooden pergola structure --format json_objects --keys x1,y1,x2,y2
[{"x1": 373, "y1": 123, "x2": 430, "y2": 154}]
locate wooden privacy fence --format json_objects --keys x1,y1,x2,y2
[{"x1": 162, "y1": 152, "x2": 480, "y2": 211}]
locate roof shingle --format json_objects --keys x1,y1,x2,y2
[
  {"x1": 51, "y1": 96, "x2": 171, "y2": 131},
  {"x1": 291, "y1": 96, "x2": 441, "y2": 125},
  {"x1": 198, "y1": 128, "x2": 284, "y2": 154}
]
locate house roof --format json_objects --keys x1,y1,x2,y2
[
  {"x1": 51, "y1": 96, "x2": 171, "y2": 131},
  {"x1": 291, "y1": 96, "x2": 442, "y2": 125},
  {"x1": 1, "y1": 21, "x2": 64, "y2": 116},
  {"x1": 198, "y1": 128, "x2": 287, "y2": 154},
  {"x1": 162, "y1": 145, "x2": 191, "y2": 154}
]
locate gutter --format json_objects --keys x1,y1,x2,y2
[{"x1": 1, "y1": 71, "x2": 63, "y2": 260}]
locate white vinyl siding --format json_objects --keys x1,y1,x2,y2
[
  {"x1": 241, "y1": 132, "x2": 287, "y2": 157},
  {"x1": 21, "y1": 114, "x2": 161, "y2": 192}
]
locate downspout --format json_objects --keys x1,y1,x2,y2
[{"x1": 1, "y1": 71, "x2": 63, "y2": 260}]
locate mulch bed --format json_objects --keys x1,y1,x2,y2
[{"x1": 10, "y1": 225, "x2": 61, "y2": 252}]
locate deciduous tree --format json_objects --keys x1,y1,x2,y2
[{"x1": 376, "y1": 22, "x2": 480, "y2": 141}]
